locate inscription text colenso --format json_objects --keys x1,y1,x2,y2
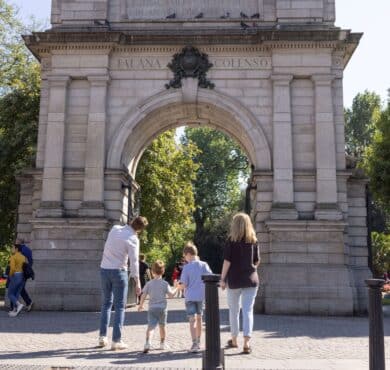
[{"x1": 113, "y1": 56, "x2": 271, "y2": 70}]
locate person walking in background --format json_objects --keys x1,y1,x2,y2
[
  {"x1": 7, "y1": 243, "x2": 27, "y2": 317},
  {"x1": 171, "y1": 261, "x2": 183, "y2": 298},
  {"x1": 15, "y1": 238, "x2": 34, "y2": 312},
  {"x1": 138, "y1": 254, "x2": 151, "y2": 304},
  {"x1": 98, "y1": 216, "x2": 148, "y2": 351},
  {"x1": 220, "y1": 212, "x2": 260, "y2": 354},
  {"x1": 179, "y1": 242, "x2": 212, "y2": 353},
  {"x1": 138, "y1": 260, "x2": 178, "y2": 353}
]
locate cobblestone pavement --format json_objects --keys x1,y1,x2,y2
[{"x1": 0, "y1": 291, "x2": 389, "y2": 370}]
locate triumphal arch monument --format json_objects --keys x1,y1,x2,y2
[{"x1": 19, "y1": 0, "x2": 371, "y2": 314}]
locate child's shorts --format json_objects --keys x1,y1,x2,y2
[
  {"x1": 147, "y1": 307, "x2": 168, "y2": 329},
  {"x1": 185, "y1": 301, "x2": 204, "y2": 318}
]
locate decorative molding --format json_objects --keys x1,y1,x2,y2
[{"x1": 165, "y1": 46, "x2": 214, "y2": 89}]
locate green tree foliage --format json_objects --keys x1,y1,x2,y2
[
  {"x1": 371, "y1": 232, "x2": 390, "y2": 277},
  {"x1": 364, "y1": 100, "x2": 390, "y2": 212},
  {"x1": 182, "y1": 128, "x2": 250, "y2": 271},
  {"x1": 135, "y1": 130, "x2": 199, "y2": 271},
  {"x1": 345, "y1": 90, "x2": 381, "y2": 158},
  {"x1": 0, "y1": 0, "x2": 40, "y2": 248},
  {"x1": 183, "y1": 127, "x2": 250, "y2": 233},
  {"x1": 0, "y1": 0, "x2": 40, "y2": 92}
]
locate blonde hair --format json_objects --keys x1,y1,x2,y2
[
  {"x1": 152, "y1": 260, "x2": 165, "y2": 275},
  {"x1": 183, "y1": 241, "x2": 198, "y2": 256},
  {"x1": 229, "y1": 212, "x2": 257, "y2": 243}
]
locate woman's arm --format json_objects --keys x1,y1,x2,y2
[
  {"x1": 9, "y1": 256, "x2": 15, "y2": 277},
  {"x1": 220, "y1": 260, "x2": 231, "y2": 290}
]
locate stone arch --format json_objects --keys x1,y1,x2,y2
[{"x1": 107, "y1": 88, "x2": 271, "y2": 177}]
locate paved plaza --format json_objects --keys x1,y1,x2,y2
[{"x1": 0, "y1": 291, "x2": 389, "y2": 370}]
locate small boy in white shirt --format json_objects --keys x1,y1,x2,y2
[{"x1": 138, "y1": 260, "x2": 177, "y2": 353}]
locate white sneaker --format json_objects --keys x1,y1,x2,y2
[
  {"x1": 143, "y1": 342, "x2": 150, "y2": 353},
  {"x1": 9, "y1": 303, "x2": 24, "y2": 317},
  {"x1": 98, "y1": 336, "x2": 108, "y2": 348},
  {"x1": 8, "y1": 309, "x2": 16, "y2": 317},
  {"x1": 190, "y1": 342, "x2": 200, "y2": 353},
  {"x1": 111, "y1": 340, "x2": 128, "y2": 351},
  {"x1": 159, "y1": 341, "x2": 168, "y2": 350},
  {"x1": 26, "y1": 302, "x2": 33, "y2": 312}
]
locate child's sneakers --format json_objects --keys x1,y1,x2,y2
[
  {"x1": 143, "y1": 342, "x2": 150, "y2": 353},
  {"x1": 159, "y1": 341, "x2": 169, "y2": 350},
  {"x1": 190, "y1": 341, "x2": 200, "y2": 353}
]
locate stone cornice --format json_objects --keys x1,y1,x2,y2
[{"x1": 24, "y1": 28, "x2": 361, "y2": 66}]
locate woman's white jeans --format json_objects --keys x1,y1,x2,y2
[{"x1": 227, "y1": 287, "x2": 258, "y2": 338}]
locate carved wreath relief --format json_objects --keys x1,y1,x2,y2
[{"x1": 165, "y1": 46, "x2": 215, "y2": 90}]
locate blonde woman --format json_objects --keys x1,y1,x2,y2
[{"x1": 220, "y1": 213, "x2": 260, "y2": 354}]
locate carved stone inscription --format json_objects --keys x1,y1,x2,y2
[{"x1": 113, "y1": 56, "x2": 271, "y2": 70}]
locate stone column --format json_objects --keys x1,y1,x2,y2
[
  {"x1": 270, "y1": 74, "x2": 298, "y2": 220},
  {"x1": 80, "y1": 75, "x2": 110, "y2": 217},
  {"x1": 38, "y1": 75, "x2": 70, "y2": 217},
  {"x1": 312, "y1": 74, "x2": 342, "y2": 220}
]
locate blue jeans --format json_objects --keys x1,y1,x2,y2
[
  {"x1": 227, "y1": 287, "x2": 258, "y2": 338},
  {"x1": 185, "y1": 301, "x2": 204, "y2": 318},
  {"x1": 8, "y1": 272, "x2": 25, "y2": 307},
  {"x1": 99, "y1": 268, "x2": 128, "y2": 342}
]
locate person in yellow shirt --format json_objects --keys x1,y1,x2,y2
[{"x1": 8, "y1": 244, "x2": 27, "y2": 317}]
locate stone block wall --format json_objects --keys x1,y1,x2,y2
[
  {"x1": 259, "y1": 220, "x2": 354, "y2": 315},
  {"x1": 52, "y1": 0, "x2": 335, "y2": 25},
  {"x1": 347, "y1": 176, "x2": 371, "y2": 314},
  {"x1": 52, "y1": 0, "x2": 108, "y2": 25},
  {"x1": 30, "y1": 218, "x2": 109, "y2": 310}
]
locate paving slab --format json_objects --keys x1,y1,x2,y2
[{"x1": 0, "y1": 291, "x2": 389, "y2": 370}]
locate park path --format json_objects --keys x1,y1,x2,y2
[{"x1": 0, "y1": 290, "x2": 389, "y2": 370}]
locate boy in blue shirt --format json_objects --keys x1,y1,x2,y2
[{"x1": 179, "y1": 242, "x2": 212, "y2": 353}]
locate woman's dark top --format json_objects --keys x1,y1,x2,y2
[
  {"x1": 223, "y1": 240, "x2": 260, "y2": 289},
  {"x1": 139, "y1": 261, "x2": 149, "y2": 287}
]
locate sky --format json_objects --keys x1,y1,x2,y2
[{"x1": 10, "y1": 0, "x2": 390, "y2": 108}]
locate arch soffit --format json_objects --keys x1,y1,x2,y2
[{"x1": 107, "y1": 88, "x2": 272, "y2": 174}]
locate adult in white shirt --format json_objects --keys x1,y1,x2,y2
[{"x1": 98, "y1": 216, "x2": 148, "y2": 350}]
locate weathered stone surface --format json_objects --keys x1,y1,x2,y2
[{"x1": 17, "y1": 0, "x2": 366, "y2": 314}]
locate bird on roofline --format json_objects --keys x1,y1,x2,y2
[
  {"x1": 166, "y1": 13, "x2": 176, "y2": 19},
  {"x1": 195, "y1": 12, "x2": 204, "y2": 19},
  {"x1": 240, "y1": 21, "x2": 250, "y2": 30},
  {"x1": 220, "y1": 12, "x2": 230, "y2": 19},
  {"x1": 240, "y1": 11, "x2": 248, "y2": 18},
  {"x1": 251, "y1": 13, "x2": 260, "y2": 19},
  {"x1": 94, "y1": 19, "x2": 110, "y2": 28}
]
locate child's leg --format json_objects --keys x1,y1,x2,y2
[
  {"x1": 196, "y1": 314, "x2": 202, "y2": 342},
  {"x1": 159, "y1": 325, "x2": 166, "y2": 342},
  {"x1": 188, "y1": 315, "x2": 197, "y2": 341},
  {"x1": 146, "y1": 326, "x2": 154, "y2": 342}
]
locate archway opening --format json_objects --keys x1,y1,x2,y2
[{"x1": 132, "y1": 124, "x2": 253, "y2": 277}]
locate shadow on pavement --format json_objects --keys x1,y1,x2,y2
[
  {"x1": 0, "y1": 346, "x2": 202, "y2": 366},
  {"x1": 1, "y1": 304, "x2": 389, "y2": 339}
]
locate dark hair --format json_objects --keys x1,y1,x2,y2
[
  {"x1": 130, "y1": 216, "x2": 149, "y2": 231},
  {"x1": 15, "y1": 244, "x2": 23, "y2": 252}
]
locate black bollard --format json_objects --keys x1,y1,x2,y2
[
  {"x1": 365, "y1": 279, "x2": 386, "y2": 370},
  {"x1": 202, "y1": 274, "x2": 224, "y2": 370}
]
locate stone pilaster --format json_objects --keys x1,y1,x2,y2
[
  {"x1": 312, "y1": 74, "x2": 342, "y2": 220},
  {"x1": 270, "y1": 74, "x2": 298, "y2": 220},
  {"x1": 80, "y1": 75, "x2": 110, "y2": 217},
  {"x1": 37, "y1": 75, "x2": 70, "y2": 218}
]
